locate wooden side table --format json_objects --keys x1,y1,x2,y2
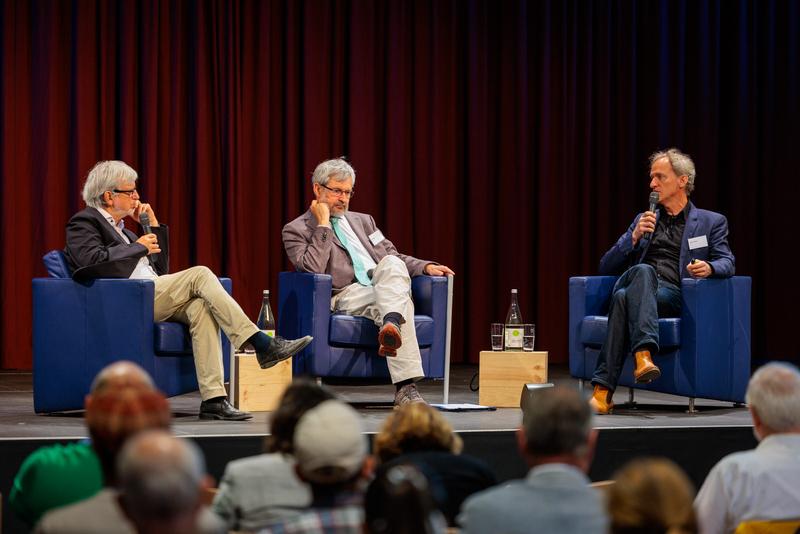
[
  {"x1": 233, "y1": 353, "x2": 293, "y2": 411},
  {"x1": 479, "y1": 350, "x2": 548, "y2": 407}
]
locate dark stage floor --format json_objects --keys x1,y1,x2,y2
[{"x1": 0, "y1": 364, "x2": 757, "y2": 534}]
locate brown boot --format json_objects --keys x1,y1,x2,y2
[
  {"x1": 589, "y1": 385, "x2": 614, "y2": 414},
  {"x1": 634, "y1": 350, "x2": 661, "y2": 383}
]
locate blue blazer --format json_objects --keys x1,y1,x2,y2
[{"x1": 599, "y1": 201, "x2": 735, "y2": 279}]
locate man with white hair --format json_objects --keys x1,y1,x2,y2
[
  {"x1": 65, "y1": 160, "x2": 312, "y2": 421},
  {"x1": 695, "y1": 362, "x2": 800, "y2": 533},
  {"x1": 588, "y1": 148, "x2": 735, "y2": 414},
  {"x1": 117, "y1": 430, "x2": 219, "y2": 534},
  {"x1": 282, "y1": 157, "x2": 455, "y2": 406}
]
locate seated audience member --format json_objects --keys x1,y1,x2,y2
[
  {"x1": 10, "y1": 362, "x2": 152, "y2": 526},
  {"x1": 212, "y1": 380, "x2": 336, "y2": 531},
  {"x1": 34, "y1": 362, "x2": 172, "y2": 533},
  {"x1": 117, "y1": 430, "x2": 220, "y2": 534},
  {"x1": 457, "y1": 386, "x2": 608, "y2": 534},
  {"x1": 66, "y1": 160, "x2": 312, "y2": 421},
  {"x1": 260, "y1": 399, "x2": 371, "y2": 534},
  {"x1": 607, "y1": 457, "x2": 698, "y2": 534},
  {"x1": 695, "y1": 362, "x2": 800, "y2": 534},
  {"x1": 364, "y1": 464, "x2": 447, "y2": 534},
  {"x1": 372, "y1": 402, "x2": 496, "y2": 526}
]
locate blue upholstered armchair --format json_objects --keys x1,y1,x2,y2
[
  {"x1": 277, "y1": 272, "x2": 449, "y2": 383},
  {"x1": 32, "y1": 251, "x2": 230, "y2": 413},
  {"x1": 569, "y1": 276, "x2": 751, "y2": 410}
]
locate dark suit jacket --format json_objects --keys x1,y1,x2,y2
[
  {"x1": 64, "y1": 207, "x2": 169, "y2": 282},
  {"x1": 282, "y1": 210, "x2": 432, "y2": 291},
  {"x1": 599, "y1": 201, "x2": 735, "y2": 279}
]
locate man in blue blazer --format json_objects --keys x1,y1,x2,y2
[{"x1": 589, "y1": 148, "x2": 736, "y2": 414}]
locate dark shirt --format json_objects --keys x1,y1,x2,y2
[{"x1": 642, "y1": 205, "x2": 687, "y2": 287}]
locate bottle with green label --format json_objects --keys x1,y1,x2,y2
[
  {"x1": 257, "y1": 290, "x2": 276, "y2": 337},
  {"x1": 504, "y1": 288, "x2": 523, "y2": 350}
]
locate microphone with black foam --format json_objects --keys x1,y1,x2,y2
[
  {"x1": 644, "y1": 191, "x2": 660, "y2": 240},
  {"x1": 139, "y1": 212, "x2": 158, "y2": 260}
]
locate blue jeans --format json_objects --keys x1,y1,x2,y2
[{"x1": 591, "y1": 264, "x2": 681, "y2": 391}]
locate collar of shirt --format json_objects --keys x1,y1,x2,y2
[{"x1": 95, "y1": 207, "x2": 125, "y2": 233}]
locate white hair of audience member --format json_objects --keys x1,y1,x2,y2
[
  {"x1": 117, "y1": 429, "x2": 207, "y2": 523},
  {"x1": 745, "y1": 361, "x2": 800, "y2": 435},
  {"x1": 82, "y1": 160, "x2": 138, "y2": 208},
  {"x1": 311, "y1": 157, "x2": 356, "y2": 187}
]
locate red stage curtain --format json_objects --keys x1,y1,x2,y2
[{"x1": 1, "y1": 0, "x2": 798, "y2": 370}]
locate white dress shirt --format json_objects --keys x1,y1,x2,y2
[{"x1": 695, "y1": 433, "x2": 800, "y2": 534}]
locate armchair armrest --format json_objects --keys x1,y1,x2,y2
[
  {"x1": 411, "y1": 275, "x2": 449, "y2": 377},
  {"x1": 278, "y1": 272, "x2": 333, "y2": 374},
  {"x1": 681, "y1": 276, "x2": 751, "y2": 401},
  {"x1": 568, "y1": 276, "x2": 617, "y2": 376}
]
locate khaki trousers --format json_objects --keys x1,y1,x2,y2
[
  {"x1": 331, "y1": 256, "x2": 425, "y2": 383},
  {"x1": 153, "y1": 266, "x2": 259, "y2": 400}
]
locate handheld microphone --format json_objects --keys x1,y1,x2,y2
[
  {"x1": 139, "y1": 212, "x2": 152, "y2": 235},
  {"x1": 139, "y1": 213, "x2": 158, "y2": 260},
  {"x1": 645, "y1": 192, "x2": 660, "y2": 240}
]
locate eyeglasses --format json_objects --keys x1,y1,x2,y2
[
  {"x1": 112, "y1": 188, "x2": 138, "y2": 197},
  {"x1": 319, "y1": 183, "x2": 355, "y2": 198}
]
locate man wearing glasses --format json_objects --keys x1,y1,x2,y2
[
  {"x1": 64, "y1": 160, "x2": 312, "y2": 421},
  {"x1": 283, "y1": 157, "x2": 455, "y2": 406}
]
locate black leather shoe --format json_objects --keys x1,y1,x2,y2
[
  {"x1": 199, "y1": 397, "x2": 252, "y2": 421},
  {"x1": 256, "y1": 335, "x2": 313, "y2": 369}
]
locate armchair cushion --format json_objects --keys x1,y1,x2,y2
[
  {"x1": 328, "y1": 314, "x2": 435, "y2": 348},
  {"x1": 579, "y1": 316, "x2": 681, "y2": 349}
]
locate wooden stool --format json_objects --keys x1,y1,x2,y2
[
  {"x1": 479, "y1": 350, "x2": 548, "y2": 407},
  {"x1": 233, "y1": 353, "x2": 292, "y2": 411}
]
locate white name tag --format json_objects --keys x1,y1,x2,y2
[
  {"x1": 369, "y1": 230, "x2": 385, "y2": 246},
  {"x1": 688, "y1": 235, "x2": 709, "y2": 250}
]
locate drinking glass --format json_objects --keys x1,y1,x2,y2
[
  {"x1": 522, "y1": 324, "x2": 535, "y2": 351},
  {"x1": 490, "y1": 323, "x2": 504, "y2": 351}
]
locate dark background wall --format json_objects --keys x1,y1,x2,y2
[{"x1": 1, "y1": 0, "x2": 797, "y2": 370}]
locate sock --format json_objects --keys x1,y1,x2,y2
[
  {"x1": 246, "y1": 331, "x2": 272, "y2": 353},
  {"x1": 204, "y1": 395, "x2": 226, "y2": 404},
  {"x1": 395, "y1": 378, "x2": 413, "y2": 391},
  {"x1": 383, "y1": 312, "x2": 404, "y2": 327}
]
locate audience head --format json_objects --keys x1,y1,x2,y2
[
  {"x1": 373, "y1": 403, "x2": 463, "y2": 464},
  {"x1": 364, "y1": 464, "x2": 446, "y2": 534},
  {"x1": 82, "y1": 160, "x2": 138, "y2": 209},
  {"x1": 266, "y1": 378, "x2": 337, "y2": 454},
  {"x1": 607, "y1": 457, "x2": 698, "y2": 534},
  {"x1": 745, "y1": 361, "x2": 800, "y2": 439},
  {"x1": 85, "y1": 362, "x2": 171, "y2": 484},
  {"x1": 89, "y1": 361, "x2": 154, "y2": 395},
  {"x1": 292, "y1": 399, "x2": 368, "y2": 487},
  {"x1": 117, "y1": 430, "x2": 210, "y2": 534},
  {"x1": 518, "y1": 386, "x2": 595, "y2": 470},
  {"x1": 649, "y1": 148, "x2": 696, "y2": 195}
]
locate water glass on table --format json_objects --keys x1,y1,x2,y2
[
  {"x1": 490, "y1": 323, "x2": 504, "y2": 351},
  {"x1": 523, "y1": 324, "x2": 535, "y2": 351}
]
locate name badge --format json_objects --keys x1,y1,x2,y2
[
  {"x1": 688, "y1": 235, "x2": 709, "y2": 250},
  {"x1": 369, "y1": 230, "x2": 385, "y2": 246}
]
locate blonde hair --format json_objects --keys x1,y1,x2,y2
[
  {"x1": 373, "y1": 403, "x2": 463, "y2": 463},
  {"x1": 607, "y1": 457, "x2": 698, "y2": 534}
]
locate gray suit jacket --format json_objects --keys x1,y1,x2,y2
[
  {"x1": 457, "y1": 464, "x2": 608, "y2": 534},
  {"x1": 282, "y1": 210, "x2": 432, "y2": 291}
]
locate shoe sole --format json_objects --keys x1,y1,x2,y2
[
  {"x1": 199, "y1": 412, "x2": 253, "y2": 421},
  {"x1": 379, "y1": 324, "x2": 402, "y2": 357},
  {"x1": 635, "y1": 367, "x2": 661, "y2": 384}
]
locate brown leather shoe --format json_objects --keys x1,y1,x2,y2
[
  {"x1": 589, "y1": 384, "x2": 614, "y2": 414},
  {"x1": 633, "y1": 350, "x2": 661, "y2": 383},
  {"x1": 378, "y1": 322, "x2": 402, "y2": 357}
]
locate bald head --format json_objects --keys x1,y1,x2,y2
[
  {"x1": 117, "y1": 430, "x2": 207, "y2": 533},
  {"x1": 90, "y1": 361, "x2": 154, "y2": 394}
]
